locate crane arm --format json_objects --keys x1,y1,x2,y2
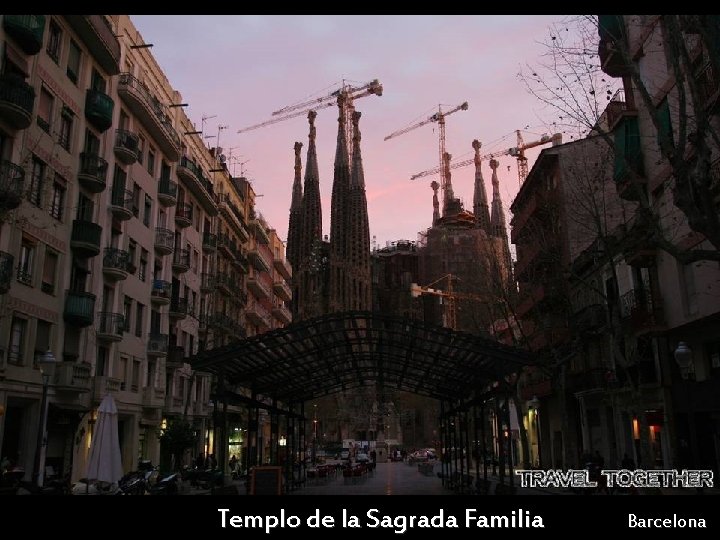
[
  {"x1": 271, "y1": 79, "x2": 382, "y2": 116},
  {"x1": 384, "y1": 101, "x2": 468, "y2": 142},
  {"x1": 410, "y1": 147, "x2": 512, "y2": 181}
]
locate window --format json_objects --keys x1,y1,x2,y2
[
  {"x1": 66, "y1": 39, "x2": 81, "y2": 84},
  {"x1": 135, "y1": 302, "x2": 144, "y2": 337},
  {"x1": 118, "y1": 356, "x2": 128, "y2": 391},
  {"x1": 131, "y1": 359, "x2": 141, "y2": 392},
  {"x1": 49, "y1": 175, "x2": 66, "y2": 221},
  {"x1": 143, "y1": 194, "x2": 152, "y2": 227},
  {"x1": 139, "y1": 249, "x2": 148, "y2": 282},
  {"x1": 123, "y1": 296, "x2": 132, "y2": 332},
  {"x1": 58, "y1": 107, "x2": 73, "y2": 151},
  {"x1": 34, "y1": 320, "x2": 52, "y2": 367},
  {"x1": 191, "y1": 291, "x2": 197, "y2": 317},
  {"x1": 97, "y1": 346, "x2": 108, "y2": 377},
  {"x1": 147, "y1": 146, "x2": 156, "y2": 176},
  {"x1": 150, "y1": 309, "x2": 161, "y2": 335},
  {"x1": 84, "y1": 129, "x2": 100, "y2": 155},
  {"x1": 76, "y1": 193, "x2": 93, "y2": 221},
  {"x1": 132, "y1": 183, "x2": 141, "y2": 218},
  {"x1": 146, "y1": 359, "x2": 156, "y2": 387},
  {"x1": 160, "y1": 161, "x2": 170, "y2": 181},
  {"x1": 191, "y1": 249, "x2": 198, "y2": 273},
  {"x1": 128, "y1": 240, "x2": 137, "y2": 273},
  {"x1": 90, "y1": 68, "x2": 106, "y2": 93},
  {"x1": 28, "y1": 157, "x2": 45, "y2": 207},
  {"x1": 8, "y1": 317, "x2": 27, "y2": 366},
  {"x1": 137, "y1": 135, "x2": 145, "y2": 165},
  {"x1": 41, "y1": 250, "x2": 58, "y2": 295},
  {"x1": 46, "y1": 20, "x2": 62, "y2": 63},
  {"x1": 37, "y1": 87, "x2": 53, "y2": 133},
  {"x1": 18, "y1": 239, "x2": 34, "y2": 285}
]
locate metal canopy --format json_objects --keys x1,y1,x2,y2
[{"x1": 191, "y1": 311, "x2": 535, "y2": 403}]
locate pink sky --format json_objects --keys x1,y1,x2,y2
[{"x1": 132, "y1": 15, "x2": 564, "y2": 247}]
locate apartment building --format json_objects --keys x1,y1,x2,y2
[{"x1": 0, "y1": 15, "x2": 291, "y2": 483}]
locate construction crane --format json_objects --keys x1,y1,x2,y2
[
  {"x1": 410, "y1": 133, "x2": 562, "y2": 184},
  {"x1": 237, "y1": 79, "x2": 383, "y2": 161},
  {"x1": 410, "y1": 274, "x2": 486, "y2": 331},
  {"x1": 384, "y1": 102, "x2": 469, "y2": 216}
]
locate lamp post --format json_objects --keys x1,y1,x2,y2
[
  {"x1": 528, "y1": 396, "x2": 542, "y2": 468},
  {"x1": 312, "y1": 404, "x2": 318, "y2": 465},
  {"x1": 32, "y1": 350, "x2": 57, "y2": 487},
  {"x1": 674, "y1": 342, "x2": 698, "y2": 471}
]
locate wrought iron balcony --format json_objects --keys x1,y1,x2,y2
[
  {"x1": 70, "y1": 220, "x2": 102, "y2": 258},
  {"x1": 200, "y1": 273, "x2": 216, "y2": 292},
  {"x1": 0, "y1": 74, "x2": 34, "y2": 129},
  {"x1": 251, "y1": 218, "x2": 270, "y2": 244},
  {"x1": 202, "y1": 231, "x2": 217, "y2": 252},
  {"x1": 97, "y1": 312, "x2": 125, "y2": 341},
  {"x1": 151, "y1": 279, "x2": 172, "y2": 305},
  {"x1": 85, "y1": 88, "x2": 114, "y2": 133},
  {"x1": 174, "y1": 202, "x2": 192, "y2": 228},
  {"x1": 154, "y1": 227, "x2": 174, "y2": 255},
  {"x1": 169, "y1": 297, "x2": 188, "y2": 319},
  {"x1": 3, "y1": 15, "x2": 45, "y2": 55},
  {"x1": 102, "y1": 247, "x2": 130, "y2": 281},
  {"x1": 77, "y1": 152, "x2": 108, "y2": 193},
  {"x1": 147, "y1": 333, "x2": 169, "y2": 357},
  {"x1": 110, "y1": 188, "x2": 134, "y2": 221},
  {"x1": 64, "y1": 290, "x2": 96, "y2": 327},
  {"x1": 177, "y1": 156, "x2": 217, "y2": 215},
  {"x1": 157, "y1": 177, "x2": 178, "y2": 206},
  {"x1": 0, "y1": 160, "x2": 25, "y2": 210},
  {"x1": 114, "y1": 129, "x2": 140, "y2": 165},
  {"x1": 273, "y1": 280, "x2": 292, "y2": 302},
  {"x1": 172, "y1": 248, "x2": 190, "y2": 273},
  {"x1": 273, "y1": 257, "x2": 292, "y2": 280},
  {"x1": 247, "y1": 276, "x2": 271, "y2": 300}
]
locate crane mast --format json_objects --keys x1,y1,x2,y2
[{"x1": 385, "y1": 102, "x2": 468, "y2": 216}]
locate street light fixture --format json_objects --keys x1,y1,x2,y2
[
  {"x1": 674, "y1": 342, "x2": 694, "y2": 380},
  {"x1": 32, "y1": 349, "x2": 58, "y2": 486}
]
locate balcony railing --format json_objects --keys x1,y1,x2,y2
[
  {"x1": 0, "y1": 74, "x2": 35, "y2": 129},
  {"x1": 215, "y1": 272, "x2": 235, "y2": 293},
  {"x1": 156, "y1": 179, "x2": 177, "y2": 210},
  {"x1": 273, "y1": 280, "x2": 292, "y2": 301},
  {"x1": 272, "y1": 304, "x2": 292, "y2": 324},
  {"x1": 117, "y1": 73, "x2": 181, "y2": 161},
  {"x1": 71, "y1": 220, "x2": 102, "y2": 258},
  {"x1": 251, "y1": 218, "x2": 270, "y2": 244},
  {"x1": 110, "y1": 188, "x2": 134, "y2": 220},
  {"x1": 248, "y1": 248, "x2": 272, "y2": 273},
  {"x1": 172, "y1": 248, "x2": 190, "y2": 272},
  {"x1": 63, "y1": 16, "x2": 120, "y2": 75},
  {"x1": 54, "y1": 362, "x2": 91, "y2": 393},
  {"x1": 174, "y1": 202, "x2": 193, "y2": 228},
  {"x1": 247, "y1": 276, "x2": 272, "y2": 299},
  {"x1": 177, "y1": 156, "x2": 217, "y2": 215},
  {"x1": 273, "y1": 257, "x2": 292, "y2": 280},
  {"x1": 619, "y1": 287, "x2": 664, "y2": 332},
  {"x1": 85, "y1": 88, "x2": 114, "y2": 133},
  {"x1": 200, "y1": 272, "x2": 216, "y2": 292},
  {"x1": 154, "y1": 227, "x2": 174, "y2": 255},
  {"x1": 169, "y1": 297, "x2": 188, "y2": 319},
  {"x1": 202, "y1": 232, "x2": 217, "y2": 252},
  {"x1": 148, "y1": 333, "x2": 169, "y2": 356},
  {"x1": 114, "y1": 129, "x2": 140, "y2": 165},
  {"x1": 64, "y1": 290, "x2": 96, "y2": 327},
  {"x1": 97, "y1": 312, "x2": 125, "y2": 341},
  {"x1": 0, "y1": 160, "x2": 25, "y2": 210},
  {"x1": 0, "y1": 251, "x2": 13, "y2": 294},
  {"x1": 102, "y1": 247, "x2": 130, "y2": 280},
  {"x1": 3, "y1": 15, "x2": 46, "y2": 55},
  {"x1": 246, "y1": 302, "x2": 272, "y2": 329},
  {"x1": 78, "y1": 152, "x2": 108, "y2": 193},
  {"x1": 151, "y1": 279, "x2": 171, "y2": 304}
]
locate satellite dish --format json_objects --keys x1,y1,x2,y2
[{"x1": 219, "y1": 154, "x2": 226, "y2": 163}]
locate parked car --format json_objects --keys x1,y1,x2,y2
[{"x1": 355, "y1": 453, "x2": 370, "y2": 463}]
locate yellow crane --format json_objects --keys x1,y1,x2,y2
[
  {"x1": 410, "y1": 274, "x2": 486, "y2": 331},
  {"x1": 385, "y1": 102, "x2": 469, "y2": 216}
]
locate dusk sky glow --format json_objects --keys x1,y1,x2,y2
[{"x1": 132, "y1": 15, "x2": 566, "y2": 247}]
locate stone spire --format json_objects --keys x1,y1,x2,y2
[
  {"x1": 329, "y1": 96, "x2": 352, "y2": 312},
  {"x1": 431, "y1": 180, "x2": 440, "y2": 226},
  {"x1": 286, "y1": 141, "x2": 303, "y2": 272},
  {"x1": 472, "y1": 140, "x2": 491, "y2": 233},
  {"x1": 489, "y1": 158, "x2": 513, "y2": 282},
  {"x1": 346, "y1": 110, "x2": 372, "y2": 310}
]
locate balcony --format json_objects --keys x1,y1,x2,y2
[
  {"x1": 96, "y1": 312, "x2": 125, "y2": 342},
  {"x1": 77, "y1": 152, "x2": 108, "y2": 193},
  {"x1": 251, "y1": 218, "x2": 270, "y2": 244},
  {"x1": 177, "y1": 156, "x2": 217, "y2": 215},
  {"x1": 114, "y1": 129, "x2": 140, "y2": 165},
  {"x1": 165, "y1": 393, "x2": 185, "y2": 415},
  {"x1": 157, "y1": 177, "x2": 178, "y2": 207},
  {"x1": 154, "y1": 227, "x2": 174, "y2": 256},
  {"x1": 0, "y1": 74, "x2": 35, "y2": 129},
  {"x1": 70, "y1": 220, "x2": 102, "y2": 258},
  {"x1": 210, "y1": 312, "x2": 236, "y2": 333},
  {"x1": 245, "y1": 302, "x2": 272, "y2": 329},
  {"x1": 54, "y1": 362, "x2": 91, "y2": 393},
  {"x1": 273, "y1": 280, "x2": 292, "y2": 302},
  {"x1": 598, "y1": 15, "x2": 628, "y2": 77},
  {"x1": 218, "y1": 234, "x2": 236, "y2": 261},
  {"x1": 147, "y1": 333, "x2": 168, "y2": 357},
  {"x1": 247, "y1": 276, "x2": 271, "y2": 300},
  {"x1": 63, "y1": 16, "x2": 120, "y2": 75},
  {"x1": 215, "y1": 272, "x2": 235, "y2": 294},
  {"x1": 169, "y1": 297, "x2": 188, "y2": 320},
  {"x1": 613, "y1": 116, "x2": 645, "y2": 201},
  {"x1": 0, "y1": 160, "x2": 25, "y2": 210},
  {"x1": 202, "y1": 232, "x2": 217, "y2": 252},
  {"x1": 0, "y1": 251, "x2": 13, "y2": 294},
  {"x1": 273, "y1": 257, "x2": 292, "y2": 280},
  {"x1": 110, "y1": 188, "x2": 134, "y2": 221},
  {"x1": 604, "y1": 89, "x2": 636, "y2": 132},
  {"x1": 84, "y1": 89, "x2": 114, "y2": 133},
  {"x1": 200, "y1": 273, "x2": 215, "y2": 292},
  {"x1": 248, "y1": 248, "x2": 272, "y2": 273},
  {"x1": 102, "y1": 247, "x2": 130, "y2": 281},
  {"x1": 172, "y1": 248, "x2": 190, "y2": 273},
  {"x1": 3, "y1": 15, "x2": 46, "y2": 55},
  {"x1": 272, "y1": 304, "x2": 292, "y2": 324},
  {"x1": 118, "y1": 73, "x2": 181, "y2": 161},
  {"x1": 619, "y1": 288, "x2": 665, "y2": 335},
  {"x1": 142, "y1": 384, "x2": 166, "y2": 408},
  {"x1": 174, "y1": 202, "x2": 192, "y2": 228},
  {"x1": 234, "y1": 250, "x2": 249, "y2": 274},
  {"x1": 218, "y1": 193, "x2": 249, "y2": 242},
  {"x1": 94, "y1": 376, "x2": 121, "y2": 402},
  {"x1": 167, "y1": 345, "x2": 185, "y2": 368},
  {"x1": 64, "y1": 290, "x2": 96, "y2": 327},
  {"x1": 151, "y1": 279, "x2": 171, "y2": 305}
]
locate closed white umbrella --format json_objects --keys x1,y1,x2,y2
[{"x1": 86, "y1": 394, "x2": 123, "y2": 485}]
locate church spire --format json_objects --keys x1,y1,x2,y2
[
  {"x1": 472, "y1": 140, "x2": 490, "y2": 233},
  {"x1": 286, "y1": 141, "x2": 303, "y2": 271},
  {"x1": 489, "y1": 158, "x2": 507, "y2": 239},
  {"x1": 300, "y1": 111, "x2": 322, "y2": 261},
  {"x1": 431, "y1": 180, "x2": 440, "y2": 226}
]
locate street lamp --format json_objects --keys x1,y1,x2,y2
[
  {"x1": 32, "y1": 349, "x2": 58, "y2": 486},
  {"x1": 528, "y1": 396, "x2": 542, "y2": 468},
  {"x1": 674, "y1": 342, "x2": 694, "y2": 380}
]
